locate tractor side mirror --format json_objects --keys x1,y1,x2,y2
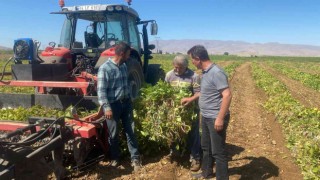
[
  {"x1": 148, "y1": 44, "x2": 155, "y2": 50},
  {"x1": 150, "y1": 22, "x2": 158, "y2": 35}
]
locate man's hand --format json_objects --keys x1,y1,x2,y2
[
  {"x1": 181, "y1": 97, "x2": 192, "y2": 106},
  {"x1": 214, "y1": 117, "x2": 224, "y2": 132},
  {"x1": 181, "y1": 92, "x2": 200, "y2": 106},
  {"x1": 105, "y1": 110, "x2": 113, "y2": 120}
]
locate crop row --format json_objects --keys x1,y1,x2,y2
[
  {"x1": 266, "y1": 62, "x2": 320, "y2": 92},
  {"x1": 222, "y1": 61, "x2": 243, "y2": 79},
  {"x1": 252, "y1": 63, "x2": 320, "y2": 179},
  {"x1": 274, "y1": 61, "x2": 320, "y2": 75}
]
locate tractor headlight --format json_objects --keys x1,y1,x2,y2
[
  {"x1": 107, "y1": 6, "x2": 114, "y2": 12},
  {"x1": 115, "y1": 6, "x2": 123, "y2": 11}
]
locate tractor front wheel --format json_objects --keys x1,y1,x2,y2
[{"x1": 145, "y1": 64, "x2": 165, "y2": 85}]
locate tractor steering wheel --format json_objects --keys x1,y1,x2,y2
[
  {"x1": 100, "y1": 33, "x2": 117, "y2": 47},
  {"x1": 101, "y1": 33, "x2": 116, "y2": 41}
]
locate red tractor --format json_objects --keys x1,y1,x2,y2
[
  {"x1": 0, "y1": 0, "x2": 162, "y2": 179},
  {"x1": 0, "y1": 0, "x2": 161, "y2": 109}
]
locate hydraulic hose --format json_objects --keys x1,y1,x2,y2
[
  {"x1": 0, "y1": 117, "x2": 63, "y2": 146},
  {"x1": 0, "y1": 57, "x2": 13, "y2": 81}
]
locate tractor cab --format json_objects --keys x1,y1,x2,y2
[
  {"x1": 56, "y1": 5, "x2": 144, "y2": 52},
  {"x1": 45, "y1": 4, "x2": 158, "y2": 70},
  {"x1": 3, "y1": 1, "x2": 160, "y2": 109}
]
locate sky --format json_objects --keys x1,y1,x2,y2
[{"x1": 1, "y1": 0, "x2": 320, "y2": 49}]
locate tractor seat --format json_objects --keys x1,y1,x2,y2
[{"x1": 85, "y1": 32, "x2": 102, "y2": 48}]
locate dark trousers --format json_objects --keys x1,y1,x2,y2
[
  {"x1": 107, "y1": 99, "x2": 139, "y2": 161},
  {"x1": 187, "y1": 118, "x2": 201, "y2": 160},
  {"x1": 201, "y1": 114, "x2": 230, "y2": 180}
]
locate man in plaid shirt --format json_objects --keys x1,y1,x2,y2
[{"x1": 97, "y1": 42, "x2": 141, "y2": 171}]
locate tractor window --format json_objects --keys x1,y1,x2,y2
[
  {"x1": 107, "y1": 21, "x2": 123, "y2": 40},
  {"x1": 96, "y1": 22, "x2": 105, "y2": 39},
  {"x1": 102, "y1": 13, "x2": 128, "y2": 47},
  {"x1": 127, "y1": 16, "x2": 140, "y2": 52},
  {"x1": 74, "y1": 20, "x2": 106, "y2": 49},
  {"x1": 61, "y1": 13, "x2": 132, "y2": 49},
  {"x1": 75, "y1": 19, "x2": 90, "y2": 48},
  {"x1": 59, "y1": 19, "x2": 72, "y2": 48}
]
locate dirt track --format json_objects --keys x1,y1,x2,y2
[
  {"x1": 71, "y1": 62, "x2": 305, "y2": 180},
  {"x1": 227, "y1": 62, "x2": 302, "y2": 179}
]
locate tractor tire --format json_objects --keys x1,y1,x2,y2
[
  {"x1": 126, "y1": 58, "x2": 144, "y2": 100},
  {"x1": 145, "y1": 64, "x2": 165, "y2": 85}
]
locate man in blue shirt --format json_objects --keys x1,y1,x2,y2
[
  {"x1": 187, "y1": 45, "x2": 232, "y2": 180},
  {"x1": 97, "y1": 42, "x2": 141, "y2": 171}
]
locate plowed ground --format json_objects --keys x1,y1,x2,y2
[{"x1": 70, "y1": 62, "x2": 308, "y2": 180}]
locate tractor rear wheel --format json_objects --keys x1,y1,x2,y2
[{"x1": 126, "y1": 58, "x2": 144, "y2": 100}]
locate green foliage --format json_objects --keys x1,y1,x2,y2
[
  {"x1": 133, "y1": 81, "x2": 197, "y2": 151},
  {"x1": 223, "y1": 61, "x2": 243, "y2": 78},
  {"x1": 252, "y1": 63, "x2": 320, "y2": 179},
  {"x1": 0, "y1": 105, "x2": 65, "y2": 121},
  {"x1": 0, "y1": 105, "x2": 94, "y2": 121},
  {"x1": 0, "y1": 51, "x2": 13, "y2": 62},
  {"x1": 1, "y1": 54, "x2": 320, "y2": 169},
  {"x1": 0, "y1": 50, "x2": 13, "y2": 54},
  {"x1": 0, "y1": 86, "x2": 35, "y2": 94},
  {"x1": 267, "y1": 62, "x2": 320, "y2": 91}
]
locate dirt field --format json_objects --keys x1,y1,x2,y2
[{"x1": 65, "y1": 61, "x2": 313, "y2": 180}]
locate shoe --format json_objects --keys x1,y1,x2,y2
[
  {"x1": 161, "y1": 154, "x2": 172, "y2": 165},
  {"x1": 109, "y1": 160, "x2": 119, "y2": 167},
  {"x1": 131, "y1": 159, "x2": 142, "y2": 172},
  {"x1": 190, "y1": 159, "x2": 201, "y2": 171},
  {"x1": 191, "y1": 172, "x2": 214, "y2": 180},
  {"x1": 191, "y1": 172, "x2": 204, "y2": 180}
]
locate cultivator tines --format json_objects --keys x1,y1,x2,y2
[
  {"x1": 0, "y1": 117, "x2": 71, "y2": 180},
  {"x1": 0, "y1": 111, "x2": 110, "y2": 180}
]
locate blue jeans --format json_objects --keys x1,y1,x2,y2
[
  {"x1": 201, "y1": 114, "x2": 230, "y2": 180},
  {"x1": 187, "y1": 118, "x2": 201, "y2": 161},
  {"x1": 107, "y1": 99, "x2": 139, "y2": 161}
]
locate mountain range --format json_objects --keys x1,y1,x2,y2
[
  {"x1": 2, "y1": 39, "x2": 320, "y2": 57},
  {"x1": 0, "y1": 46, "x2": 11, "y2": 51},
  {"x1": 150, "y1": 39, "x2": 320, "y2": 57}
]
